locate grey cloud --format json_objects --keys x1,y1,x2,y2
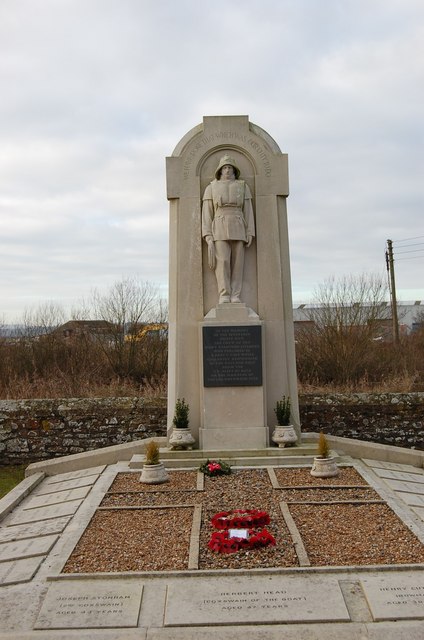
[{"x1": 0, "y1": 0, "x2": 423, "y2": 320}]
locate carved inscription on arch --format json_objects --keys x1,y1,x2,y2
[{"x1": 183, "y1": 130, "x2": 272, "y2": 180}]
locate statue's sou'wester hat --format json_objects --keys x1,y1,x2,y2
[{"x1": 214, "y1": 154, "x2": 241, "y2": 180}]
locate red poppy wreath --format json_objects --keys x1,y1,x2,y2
[{"x1": 208, "y1": 509, "x2": 275, "y2": 554}]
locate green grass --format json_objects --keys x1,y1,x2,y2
[{"x1": 0, "y1": 466, "x2": 26, "y2": 499}]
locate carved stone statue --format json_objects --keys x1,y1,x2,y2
[{"x1": 202, "y1": 155, "x2": 255, "y2": 304}]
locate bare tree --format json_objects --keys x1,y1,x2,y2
[
  {"x1": 91, "y1": 277, "x2": 161, "y2": 380},
  {"x1": 6, "y1": 302, "x2": 67, "y2": 387},
  {"x1": 296, "y1": 273, "x2": 392, "y2": 385},
  {"x1": 20, "y1": 302, "x2": 66, "y2": 337}
]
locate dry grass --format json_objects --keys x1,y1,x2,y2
[
  {"x1": 0, "y1": 374, "x2": 167, "y2": 400},
  {"x1": 297, "y1": 372, "x2": 423, "y2": 394}
]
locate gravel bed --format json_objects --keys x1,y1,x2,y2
[
  {"x1": 290, "y1": 503, "x2": 424, "y2": 566},
  {"x1": 281, "y1": 487, "x2": 380, "y2": 503},
  {"x1": 62, "y1": 468, "x2": 424, "y2": 573},
  {"x1": 274, "y1": 466, "x2": 368, "y2": 487},
  {"x1": 198, "y1": 470, "x2": 298, "y2": 569},
  {"x1": 108, "y1": 470, "x2": 197, "y2": 492},
  {"x1": 63, "y1": 507, "x2": 193, "y2": 573},
  {"x1": 102, "y1": 490, "x2": 201, "y2": 507}
]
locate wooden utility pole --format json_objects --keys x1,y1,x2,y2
[{"x1": 386, "y1": 239, "x2": 400, "y2": 344}]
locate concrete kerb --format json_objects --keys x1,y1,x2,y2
[
  {"x1": 24, "y1": 437, "x2": 168, "y2": 478},
  {"x1": 0, "y1": 473, "x2": 45, "y2": 521},
  {"x1": 302, "y1": 433, "x2": 424, "y2": 469}
]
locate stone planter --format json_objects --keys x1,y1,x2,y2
[
  {"x1": 140, "y1": 462, "x2": 169, "y2": 484},
  {"x1": 168, "y1": 427, "x2": 195, "y2": 450},
  {"x1": 271, "y1": 425, "x2": 298, "y2": 448},
  {"x1": 310, "y1": 456, "x2": 339, "y2": 478}
]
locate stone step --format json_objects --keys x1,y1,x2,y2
[
  {"x1": 161, "y1": 445, "x2": 318, "y2": 459},
  {"x1": 129, "y1": 445, "x2": 338, "y2": 470}
]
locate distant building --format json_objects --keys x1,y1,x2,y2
[
  {"x1": 293, "y1": 301, "x2": 424, "y2": 340},
  {"x1": 52, "y1": 320, "x2": 114, "y2": 340}
]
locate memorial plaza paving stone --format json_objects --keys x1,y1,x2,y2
[{"x1": 0, "y1": 444, "x2": 423, "y2": 639}]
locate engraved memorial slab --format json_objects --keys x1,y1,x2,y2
[
  {"x1": 203, "y1": 325, "x2": 262, "y2": 387},
  {"x1": 0, "y1": 556, "x2": 43, "y2": 585},
  {"x1": 361, "y1": 574, "x2": 424, "y2": 621},
  {"x1": 45, "y1": 465, "x2": 105, "y2": 484},
  {"x1": 385, "y1": 479, "x2": 424, "y2": 494},
  {"x1": 8, "y1": 499, "x2": 82, "y2": 525},
  {"x1": 0, "y1": 516, "x2": 71, "y2": 543},
  {"x1": 373, "y1": 468, "x2": 424, "y2": 483},
  {"x1": 35, "y1": 580, "x2": 143, "y2": 629},
  {"x1": 24, "y1": 486, "x2": 90, "y2": 509},
  {"x1": 36, "y1": 476, "x2": 99, "y2": 494},
  {"x1": 402, "y1": 493, "x2": 424, "y2": 508},
  {"x1": 164, "y1": 575, "x2": 350, "y2": 626},
  {"x1": 0, "y1": 534, "x2": 58, "y2": 562}
]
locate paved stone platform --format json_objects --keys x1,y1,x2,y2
[{"x1": 0, "y1": 440, "x2": 423, "y2": 639}]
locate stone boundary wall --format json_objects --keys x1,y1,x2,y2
[
  {"x1": 300, "y1": 392, "x2": 424, "y2": 451},
  {"x1": 0, "y1": 393, "x2": 423, "y2": 465},
  {"x1": 0, "y1": 398, "x2": 167, "y2": 466}
]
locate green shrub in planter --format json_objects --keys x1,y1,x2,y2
[
  {"x1": 173, "y1": 398, "x2": 190, "y2": 429},
  {"x1": 274, "y1": 396, "x2": 291, "y2": 426}
]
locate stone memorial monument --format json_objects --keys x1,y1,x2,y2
[{"x1": 166, "y1": 115, "x2": 299, "y2": 449}]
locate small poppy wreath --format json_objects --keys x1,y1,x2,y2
[
  {"x1": 211, "y1": 509, "x2": 270, "y2": 530},
  {"x1": 199, "y1": 459, "x2": 232, "y2": 476}
]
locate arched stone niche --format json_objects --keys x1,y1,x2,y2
[{"x1": 166, "y1": 115, "x2": 299, "y2": 448}]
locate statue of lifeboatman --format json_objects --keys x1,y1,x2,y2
[{"x1": 202, "y1": 155, "x2": 255, "y2": 304}]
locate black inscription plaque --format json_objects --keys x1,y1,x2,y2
[{"x1": 203, "y1": 325, "x2": 262, "y2": 387}]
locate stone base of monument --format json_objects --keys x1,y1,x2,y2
[
  {"x1": 200, "y1": 304, "x2": 268, "y2": 450},
  {"x1": 200, "y1": 425, "x2": 269, "y2": 451},
  {"x1": 199, "y1": 385, "x2": 269, "y2": 450}
]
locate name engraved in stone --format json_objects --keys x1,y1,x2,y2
[
  {"x1": 34, "y1": 581, "x2": 143, "y2": 629},
  {"x1": 378, "y1": 585, "x2": 424, "y2": 606},
  {"x1": 361, "y1": 576, "x2": 424, "y2": 621},
  {"x1": 203, "y1": 587, "x2": 308, "y2": 611},
  {"x1": 203, "y1": 325, "x2": 262, "y2": 387},
  {"x1": 164, "y1": 577, "x2": 350, "y2": 625},
  {"x1": 56, "y1": 594, "x2": 130, "y2": 616}
]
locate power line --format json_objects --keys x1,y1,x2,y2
[
  {"x1": 394, "y1": 234, "x2": 424, "y2": 243},
  {"x1": 393, "y1": 241, "x2": 424, "y2": 249},
  {"x1": 395, "y1": 248, "x2": 424, "y2": 255},
  {"x1": 395, "y1": 254, "x2": 424, "y2": 261}
]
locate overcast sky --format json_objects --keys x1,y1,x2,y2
[{"x1": 1, "y1": 0, "x2": 423, "y2": 322}]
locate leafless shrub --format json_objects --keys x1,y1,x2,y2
[
  {"x1": 295, "y1": 273, "x2": 423, "y2": 389},
  {"x1": 0, "y1": 279, "x2": 168, "y2": 399}
]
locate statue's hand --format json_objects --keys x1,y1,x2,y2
[
  {"x1": 208, "y1": 242, "x2": 216, "y2": 270},
  {"x1": 246, "y1": 235, "x2": 253, "y2": 248}
]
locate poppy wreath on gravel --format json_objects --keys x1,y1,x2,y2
[
  {"x1": 199, "y1": 459, "x2": 232, "y2": 477},
  {"x1": 208, "y1": 509, "x2": 276, "y2": 554}
]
